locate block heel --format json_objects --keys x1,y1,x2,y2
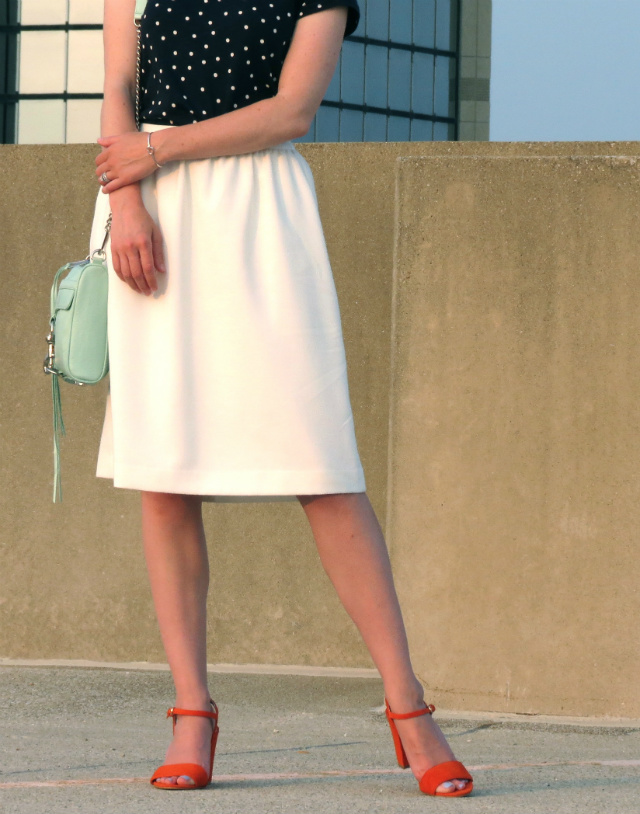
[{"x1": 384, "y1": 699, "x2": 473, "y2": 797}]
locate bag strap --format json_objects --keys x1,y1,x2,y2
[
  {"x1": 134, "y1": 0, "x2": 147, "y2": 24},
  {"x1": 134, "y1": 1, "x2": 147, "y2": 128}
]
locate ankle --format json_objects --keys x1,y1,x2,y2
[
  {"x1": 173, "y1": 690, "x2": 213, "y2": 711},
  {"x1": 384, "y1": 677, "x2": 426, "y2": 713}
]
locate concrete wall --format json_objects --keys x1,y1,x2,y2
[
  {"x1": 1, "y1": 140, "x2": 639, "y2": 716},
  {"x1": 388, "y1": 152, "x2": 640, "y2": 717}
]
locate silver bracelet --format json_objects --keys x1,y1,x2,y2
[{"x1": 146, "y1": 131, "x2": 164, "y2": 168}]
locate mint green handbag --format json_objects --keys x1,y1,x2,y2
[{"x1": 44, "y1": 215, "x2": 111, "y2": 502}]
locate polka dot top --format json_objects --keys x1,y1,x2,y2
[{"x1": 139, "y1": 0, "x2": 360, "y2": 127}]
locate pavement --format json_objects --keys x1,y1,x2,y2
[{"x1": 0, "y1": 664, "x2": 639, "y2": 814}]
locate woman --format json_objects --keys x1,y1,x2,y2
[{"x1": 91, "y1": 0, "x2": 472, "y2": 797}]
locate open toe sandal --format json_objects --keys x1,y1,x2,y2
[
  {"x1": 385, "y1": 699, "x2": 473, "y2": 797},
  {"x1": 150, "y1": 700, "x2": 219, "y2": 790}
]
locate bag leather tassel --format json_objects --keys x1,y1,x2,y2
[{"x1": 52, "y1": 373, "x2": 66, "y2": 503}]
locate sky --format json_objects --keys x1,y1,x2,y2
[{"x1": 490, "y1": 0, "x2": 640, "y2": 141}]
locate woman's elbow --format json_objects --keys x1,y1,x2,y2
[
  {"x1": 291, "y1": 114, "x2": 312, "y2": 140},
  {"x1": 274, "y1": 92, "x2": 314, "y2": 140}
]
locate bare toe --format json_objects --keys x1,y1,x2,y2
[{"x1": 436, "y1": 778, "x2": 470, "y2": 794}]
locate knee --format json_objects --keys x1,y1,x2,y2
[{"x1": 141, "y1": 491, "x2": 202, "y2": 522}]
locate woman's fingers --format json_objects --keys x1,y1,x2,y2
[
  {"x1": 114, "y1": 245, "x2": 151, "y2": 295},
  {"x1": 110, "y1": 206, "x2": 163, "y2": 296},
  {"x1": 127, "y1": 246, "x2": 153, "y2": 295},
  {"x1": 138, "y1": 242, "x2": 159, "y2": 293},
  {"x1": 116, "y1": 252, "x2": 135, "y2": 292},
  {"x1": 96, "y1": 159, "x2": 119, "y2": 194},
  {"x1": 101, "y1": 178, "x2": 122, "y2": 194},
  {"x1": 118, "y1": 253, "x2": 142, "y2": 294},
  {"x1": 151, "y1": 226, "x2": 167, "y2": 275}
]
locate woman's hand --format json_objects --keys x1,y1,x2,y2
[
  {"x1": 109, "y1": 190, "x2": 166, "y2": 296},
  {"x1": 96, "y1": 132, "x2": 158, "y2": 193}
]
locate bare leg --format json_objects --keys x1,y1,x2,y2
[
  {"x1": 297, "y1": 491, "x2": 469, "y2": 794},
  {"x1": 141, "y1": 491, "x2": 214, "y2": 788}
]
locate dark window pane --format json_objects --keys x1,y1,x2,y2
[
  {"x1": 434, "y1": 55, "x2": 453, "y2": 117},
  {"x1": 389, "y1": 0, "x2": 413, "y2": 43},
  {"x1": 366, "y1": 0, "x2": 390, "y2": 39},
  {"x1": 315, "y1": 105, "x2": 340, "y2": 142},
  {"x1": 411, "y1": 52, "x2": 434, "y2": 116},
  {"x1": 388, "y1": 48, "x2": 411, "y2": 111},
  {"x1": 340, "y1": 108, "x2": 364, "y2": 141},
  {"x1": 325, "y1": 56, "x2": 341, "y2": 102},
  {"x1": 435, "y1": 0, "x2": 456, "y2": 51},
  {"x1": 413, "y1": 0, "x2": 436, "y2": 49},
  {"x1": 364, "y1": 44, "x2": 388, "y2": 108},
  {"x1": 433, "y1": 121, "x2": 452, "y2": 141},
  {"x1": 388, "y1": 115, "x2": 411, "y2": 141},
  {"x1": 410, "y1": 117, "x2": 433, "y2": 141},
  {"x1": 364, "y1": 112, "x2": 387, "y2": 141},
  {"x1": 340, "y1": 40, "x2": 364, "y2": 105}
]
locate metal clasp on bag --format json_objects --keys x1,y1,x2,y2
[
  {"x1": 43, "y1": 319, "x2": 83, "y2": 384},
  {"x1": 43, "y1": 319, "x2": 84, "y2": 385},
  {"x1": 89, "y1": 212, "x2": 112, "y2": 261},
  {"x1": 44, "y1": 318, "x2": 57, "y2": 375}
]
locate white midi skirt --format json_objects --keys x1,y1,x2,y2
[{"x1": 89, "y1": 123, "x2": 366, "y2": 502}]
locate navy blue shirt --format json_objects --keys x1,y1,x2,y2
[{"x1": 139, "y1": 0, "x2": 360, "y2": 126}]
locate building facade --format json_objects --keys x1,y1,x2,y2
[{"x1": 0, "y1": 0, "x2": 491, "y2": 144}]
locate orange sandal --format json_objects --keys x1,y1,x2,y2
[
  {"x1": 385, "y1": 699, "x2": 473, "y2": 797},
  {"x1": 150, "y1": 701, "x2": 219, "y2": 790}
]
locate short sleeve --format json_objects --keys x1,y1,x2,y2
[{"x1": 296, "y1": 1, "x2": 361, "y2": 38}]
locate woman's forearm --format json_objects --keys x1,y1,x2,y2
[
  {"x1": 101, "y1": 82, "x2": 134, "y2": 133},
  {"x1": 101, "y1": 82, "x2": 144, "y2": 208},
  {"x1": 148, "y1": 93, "x2": 308, "y2": 165}
]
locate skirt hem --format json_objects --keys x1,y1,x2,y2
[{"x1": 96, "y1": 462, "x2": 366, "y2": 498}]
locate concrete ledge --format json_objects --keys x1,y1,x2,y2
[
  {"x1": 0, "y1": 658, "x2": 378, "y2": 679},
  {"x1": 2, "y1": 659, "x2": 639, "y2": 731},
  {"x1": 2, "y1": 662, "x2": 638, "y2": 734}
]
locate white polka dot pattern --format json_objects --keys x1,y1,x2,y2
[{"x1": 140, "y1": 0, "x2": 360, "y2": 126}]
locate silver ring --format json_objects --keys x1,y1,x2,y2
[{"x1": 101, "y1": 172, "x2": 109, "y2": 184}]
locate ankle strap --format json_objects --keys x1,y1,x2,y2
[
  {"x1": 167, "y1": 700, "x2": 218, "y2": 723},
  {"x1": 385, "y1": 699, "x2": 436, "y2": 720}
]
